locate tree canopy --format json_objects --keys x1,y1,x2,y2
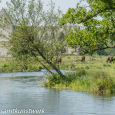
[{"x1": 59, "y1": 0, "x2": 115, "y2": 54}]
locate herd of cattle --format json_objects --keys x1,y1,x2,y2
[
  {"x1": 80, "y1": 56, "x2": 115, "y2": 63},
  {"x1": 57, "y1": 56, "x2": 115, "y2": 64}
]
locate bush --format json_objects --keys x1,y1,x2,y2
[
  {"x1": 44, "y1": 73, "x2": 64, "y2": 87},
  {"x1": 85, "y1": 66, "x2": 89, "y2": 69},
  {"x1": 88, "y1": 70, "x2": 115, "y2": 93},
  {"x1": 44, "y1": 69, "x2": 87, "y2": 87},
  {"x1": 75, "y1": 69, "x2": 86, "y2": 77}
]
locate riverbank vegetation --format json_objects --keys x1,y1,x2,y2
[
  {"x1": 0, "y1": 57, "x2": 41, "y2": 72},
  {"x1": 43, "y1": 69, "x2": 115, "y2": 94},
  {"x1": 42, "y1": 55, "x2": 115, "y2": 94}
]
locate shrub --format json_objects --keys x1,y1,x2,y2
[
  {"x1": 85, "y1": 66, "x2": 89, "y2": 69},
  {"x1": 89, "y1": 71, "x2": 115, "y2": 93},
  {"x1": 46, "y1": 73, "x2": 63, "y2": 86},
  {"x1": 75, "y1": 69, "x2": 86, "y2": 77}
]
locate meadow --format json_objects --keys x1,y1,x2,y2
[{"x1": 60, "y1": 55, "x2": 115, "y2": 76}]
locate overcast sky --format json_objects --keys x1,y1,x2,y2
[{"x1": 0, "y1": 0, "x2": 88, "y2": 14}]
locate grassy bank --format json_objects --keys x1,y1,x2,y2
[{"x1": 43, "y1": 69, "x2": 115, "y2": 94}]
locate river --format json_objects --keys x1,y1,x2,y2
[{"x1": 0, "y1": 71, "x2": 115, "y2": 115}]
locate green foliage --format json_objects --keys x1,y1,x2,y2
[
  {"x1": 0, "y1": 60, "x2": 19, "y2": 72},
  {"x1": 85, "y1": 66, "x2": 90, "y2": 69},
  {"x1": 2, "y1": 64, "x2": 7, "y2": 68},
  {"x1": 0, "y1": 58, "x2": 41, "y2": 73},
  {"x1": 44, "y1": 73, "x2": 64, "y2": 87},
  {"x1": 89, "y1": 71, "x2": 115, "y2": 93},
  {"x1": 71, "y1": 51, "x2": 74, "y2": 55},
  {"x1": 59, "y1": 0, "x2": 115, "y2": 55},
  {"x1": 44, "y1": 69, "x2": 87, "y2": 87}
]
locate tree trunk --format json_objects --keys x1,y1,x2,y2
[
  {"x1": 48, "y1": 61, "x2": 66, "y2": 78},
  {"x1": 33, "y1": 49, "x2": 66, "y2": 78}
]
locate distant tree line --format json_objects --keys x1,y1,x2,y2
[{"x1": 97, "y1": 47, "x2": 115, "y2": 56}]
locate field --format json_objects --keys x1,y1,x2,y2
[
  {"x1": 0, "y1": 55, "x2": 115, "y2": 75},
  {"x1": 60, "y1": 55, "x2": 115, "y2": 77}
]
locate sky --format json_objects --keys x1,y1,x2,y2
[{"x1": 0, "y1": 0, "x2": 88, "y2": 14}]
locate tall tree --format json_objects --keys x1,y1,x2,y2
[
  {"x1": 59, "y1": 0, "x2": 115, "y2": 54},
  {"x1": 6, "y1": 0, "x2": 67, "y2": 77}
]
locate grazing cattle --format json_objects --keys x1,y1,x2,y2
[
  {"x1": 106, "y1": 56, "x2": 115, "y2": 63},
  {"x1": 57, "y1": 58, "x2": 61, "y2": 64},
  {"x1": 81, "y1": 56, "x2": 85, "y2": 62},
  {"x1": 107, "y1": 56, "x2": 112, "y2": 63}
]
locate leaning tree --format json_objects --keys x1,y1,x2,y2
[{"x1": 6, "y1": 0, "x2": 69, "y2": 77}]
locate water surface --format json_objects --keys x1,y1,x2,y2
[{"x1": 0, "y1": 72, "x2": 115, "y2": 115}]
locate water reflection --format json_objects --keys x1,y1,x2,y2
[{"x1": 0, "y1": 73, "x2": 115, "y2": 115}]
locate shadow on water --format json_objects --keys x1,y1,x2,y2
[{"x1": 0, "y1": 71, "x2": 115, "y2": 115}]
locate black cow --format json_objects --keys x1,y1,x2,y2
[{"x1": 107, "y1": 56, "x2": 113, "y2": 63}]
